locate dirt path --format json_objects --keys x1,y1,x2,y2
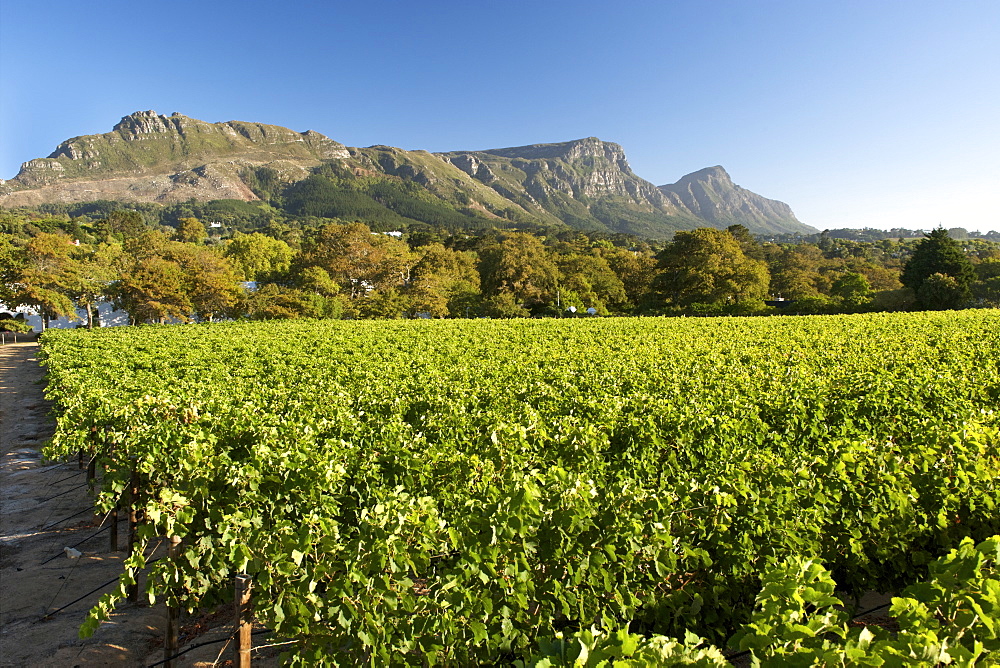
[{"x1": 0, "y1": 342, "x2": 266, "y2": 667}]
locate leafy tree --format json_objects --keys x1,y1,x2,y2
[
  {"x1": 224, "y1": 232, "x2": 294, "y2": 282},
  {"x1": 10, "y1": 232, "x2": 81, "y2": 329},
  {"x1": 764, "y1": 243, "x2": 829, "y2": 300},
  {"x1": 830, "y1": 272, "x2": 873, "y2": 310},
  {"x1": 407, "y1": 243, "x2": 481, "y2": 317},
  {"x1": 972, "y1": 259, "x2": 1000, "y2": 306},
  {"x1": 478, "y1": 232, "x2": 558, "y2": 308},
  {"x1": 170, "y1": 245, "x2": 243, "y2": 322},
  {"x1": 0, "y1": 234, "x2": 25, "y2": 307},
  {"x1": 901, "y1": 228, "x2": 975, "y2": 309},
  {"x1": 96, "y1": 210, "x2": 146, "y2": 241},
  {"x1": 847, "y1": 261, "x2": 902, "y2": 292},
  {"x1": 917, "y1": 273, "x2": 967, "y2": 311},
  {"x1": 123, "y1": 230, "x2": 172, "y2": 261},
  {"x1": 113, "y1": 257, "x2": 191, "y2": 324},
  {"x1": 871, "y1": 288, "x2": 917, "y2": 312},
  {"x1": 601, "y1": 246, "x2": 658, "y2": 310},
  {"x1": 173, "y1": 217, "x2": 208, "y2": 244},
  {"x1": 298, "y1": 223, "x2": 414, "y2": 298},
  {"x1": 651, "y1": 228, "x2": 770, "y2": 308},
  {"x1": 68, "y1": 242, "x2": 123, "y2": 328},
  {"x1": 555, "y1": 252, "x2": 628, "y2": 314},
  {"x1": 357, "y1": 288, "x2": 409, "y2": 319},
  {"x1": 726, "y1": 224, "x2": 765, "y2": 260},
  {"x1": 295, "y1": 266, "x2": 347, "y2": 319},
  {"x1": 297, "y1": 265, "x2": 340, "y2": 296},
  {"x1": 239, "y1": 284, "x2": 309, "y2": 320},
  {"x1": 446, "y1": 280, "x2": 483, "y2": 318},
  {"x1": 481, "y1": 291, "x2": 530, "y2": 318}
]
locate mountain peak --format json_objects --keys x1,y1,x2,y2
[
  {"x1": 108, "y1": 110, "x2": 191, "y2": 138},
  {"x1": 668, "y1": 165, "x2": 732, "y2": 185},
  {"x1": 658, "y1": 167, "x2": 809, "y2": 235},
  {"x1": 3, "y1": 110, "x2": 349, "y2": 202},
  {"x1": 458, "y1": 137, "x2": 625, "y2": 163}
]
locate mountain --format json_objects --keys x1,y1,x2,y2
[
  {"x1": 0, "y1": 111, "x2": 348, "y2": 206},
  {"x1": 658, "y1": 166, "x2": 803, "y2": 235},
  {"x1": 0, "y1": 111, "x2": 816, "y2": 237},
  {"x1": 436, "y1": 138, "x2": 708, "y2": 237}
]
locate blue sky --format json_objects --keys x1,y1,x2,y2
[{"x1": 2, "y1": 0, "x2": 998, "y2": 232}]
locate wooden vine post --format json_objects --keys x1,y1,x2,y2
[
  {"x1": 164, "y1": 535, "x2": 182, "y2": 668},
  {"x1": 234, "y1": 574, "x2": 253, "y2": 667},
  {"x1": 109, "y1": 500, "x2": 119, "y2": 552},
  {"x1": 105, "y1": 437, "x2": 119, "y2": 552},
  {"x1": 126, "y1": 464, "x2": 140, "y2": 602}
]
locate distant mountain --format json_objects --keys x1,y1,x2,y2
[
  {"x1": 658, "y1": 166, "x2": 803, "y2": 235},
  {"x1": 437, "y1": 138, "x2": 706, "y2": 237},
  {"x1": 0, "y1": 111, "x2": 348, "y2": 207},
  {"x1": 0, "y1": 111, "x2": 816, "y2": 237}
]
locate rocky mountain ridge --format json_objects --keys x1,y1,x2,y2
[
  {"x1": 659, "y1": 166, "x2": 803, "y2": 235},
  {"x1": 2, "y1": 111, "x2": 348, "y2": 207},
  {"x1": 0, "y1": 111, "x2": 815, "y2": 237}
]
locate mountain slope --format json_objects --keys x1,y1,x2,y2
[
  {"x1": 437, "y1": 138, "x2": 709, "y2": 237},
  {"x1": 0, "y1": 111, "x2": 816, "y2": 237},
  {"x1": 0, "y1": 111, "x2": 348, "y2": 206},
  {"x1": 658, "y1": 166, "x2": 805, "y2": 235}
]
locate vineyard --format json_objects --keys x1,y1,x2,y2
[{"x1": 39, "y1": 312, "x2": 1000, "y2": 665}]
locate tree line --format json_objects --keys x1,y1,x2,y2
[{"x1": 1, "y1": 207, "x2": 998, "y2": 328}]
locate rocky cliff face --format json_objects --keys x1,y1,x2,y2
[
  {"x1": 442, "y1": 138, "x2": 649, "y2": 199},
  {"x1": 1, "y1": 112, "x2": 816, "y2": 237},
  {"x1": 438, "y1": 138, "x2": 715, "y2": 235},
  {"x1": 1, "y1": 111, "x2": 348, "y2": 204},
  {"x1": 658, "y1": 166, "x2": 804, "y2": 235}
]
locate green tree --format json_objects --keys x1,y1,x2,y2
[
  {"x1": 972, "y1": 259, "x2": 1000, "y2": 306},
  {"x1": 900, "y1": 228, "x2": 975, "y2": 309},
  {"x1": 830, "y1": 271, "x2": 873, "y2": 310},
  {"x1": 478, "y1": 232, "x2": 558, "y2": 309},
  {"x1": 114, "y1": 257, "x2": 191, "y2": 324},
  {"x1": 651, "y1": 228, "x2": 770, "y2": 308},
  {"x1": 0, "y1": 234, "x2": 25, "y2": 307},
  {"x1": 917, "y1": 272, "x2": 967, "y2": 311},
  {"x1": 555, "y1": 252, "x2": 628, "y2": 314},
  {"x1": 239, "y1": 284, "x2": 309, "y2": 320},
  {"x1": 96, "y1": 210, "x2": 146, "y2": 241},
  {"x1": 69, "y1": 242, "x2": 123, "y2": 328},
  {"x1": 481, "y1": 291, "x2": 530, "y2": 318},
  {"x1": 295, "y1": 266, "x2": 347, "y2": 319},
  {"x1": 224, "y1": 232, "x2": 294, "y2": 283},
  {"x1": 170, "y1": 245, "x2": 243, "y2": 322},
  {"x1": 0, "y1": 318, "x2": 32, "y2": 333},
  {"x1": 11, "y1": 233, "x2": 81, "y2": 329},
  {"x1": 726, "y1": 224, "x2": 765, "y2": 260},
  {"x1": 407, "y1": 243, "x2": 481, "y2": 317},
  {"x1": 173, "y1": 217, "x2": 208, "y2": 244},
  {"x1": 601, "y1": 246, "x2": 658, "y2": 310},
  {"x1": 357, "y1": 288, "x2": 409, "y2": 319},
  {"x1": 123, "y1": 230, "x2": 172, "y2": 261},
  {"x1": 298, "y1": 223, "x2": 414, "y2": 298},
  {"x1": 764, "y1": 244, "x2": 829, "y2": 300}
]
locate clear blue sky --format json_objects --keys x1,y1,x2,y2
[{"x1": 2, "y1": 0, "x2": 998, "y2": 232}]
